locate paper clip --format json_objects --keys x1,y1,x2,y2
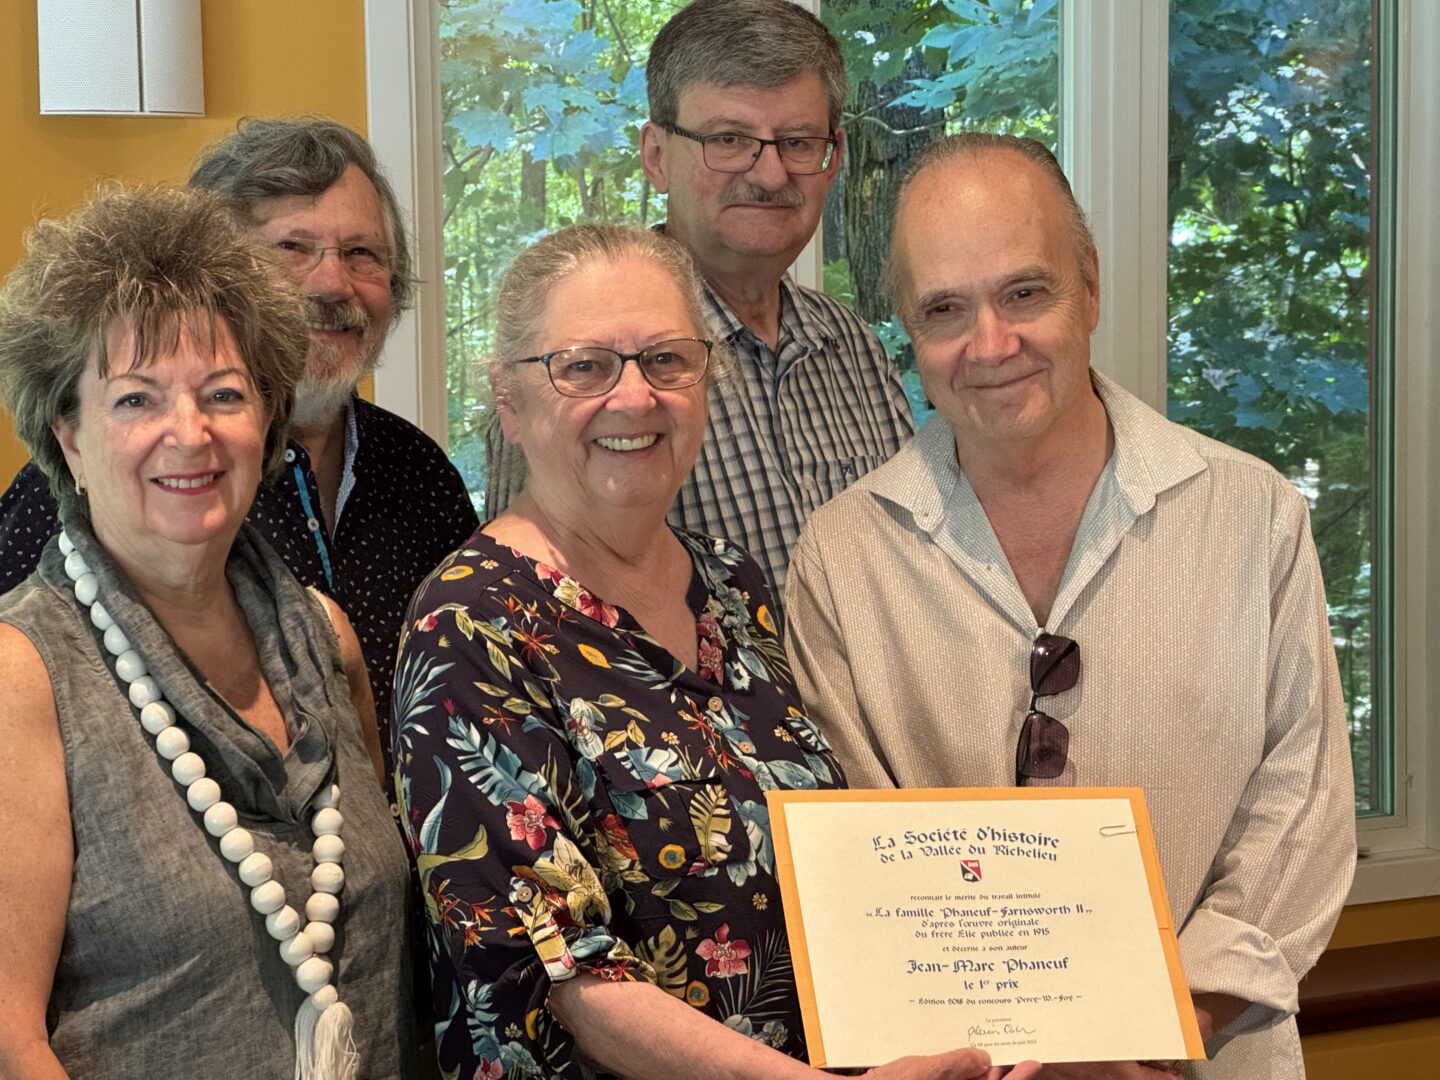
[{"x1": 1098, "y1": 824, "x2": 1136, "y2": 837}]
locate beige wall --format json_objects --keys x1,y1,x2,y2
[{"x1": 0, "y1": 0, "x2": 369, "y2": 485}]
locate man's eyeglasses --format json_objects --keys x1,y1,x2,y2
[
  {"x1": 516, "y1": 337, "x2": 713, "y2": 398},
  {"x1": 1015, "y1": 633, "x2": 1080, "y2": 785},
  {"x1": 272, "y1": 238, "x2": 391, "y2": 280},
  {"x1": 663, "y1": 123, "x2": 837, "y2": 175}
]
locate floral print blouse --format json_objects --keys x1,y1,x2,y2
[{"x1": 393, "y1": 527, "x2": 845, "y2": 1079}]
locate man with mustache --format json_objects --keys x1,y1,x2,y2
[
  {"x1": 485, "y1": 0, "x2": 915, "y2": 608},
  {"x1": 785, "y1": 134, "x2": 1355, "y2": 1078},
  {"x1": 0, "y1": 119, "x2": 478, "y2": 761}
]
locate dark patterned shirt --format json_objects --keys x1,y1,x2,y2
[
  {"x1": 0, "y1": 396, "x2": 477, "y2": 762},
  {"x1": 487, "y1": 268, "x2": 915, "y2": 611},
  {"x1": 393, "y1": 527, "x2": 844, "y2": 1079}
]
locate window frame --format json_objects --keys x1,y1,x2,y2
[
  {"x1": 366, "y1": 0, "x2": 1440, "y2": 904},
  {"x1": 364, "y1": 0, "x2": 448, "y2": 440},
  {"x1": 1365, "y1": 0, "x2": 1440, "y2": 902}
]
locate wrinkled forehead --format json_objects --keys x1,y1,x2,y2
[
  {"x1": 90, "y1": 307, "x2": 246, "y2": 380},
  {"x1": 501, "y1": 266, "x2": 695, "y2": 380},
  {"x1": 540, "y1": 256, "x2": 703, "y2": 335},
  {"x1": 674, "y1": 73, "x2": 832, "y2": 130},
  {"x1": 250, "y1": 167, "x2": 389, "y2": 242},
  {"x1": 896, "y1": 154, "x2": 1077, "y2": 281}
]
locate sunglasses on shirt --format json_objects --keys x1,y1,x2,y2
[{"x1": 1015, "y1": 633, "x2": 1080, "y2": 785}]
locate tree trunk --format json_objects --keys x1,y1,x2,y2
[
  {"x1": 520, "y1": 151, "x2": 547, "y2": 230},
  {"x1": 823, "y1": 162, "x2": 847, "y2": 267},
  {"x1": 842, "y1": 51, "x2": 938, "y2": 323}
]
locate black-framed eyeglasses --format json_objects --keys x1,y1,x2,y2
[
  {"x1": 1015, "y1": 633, "x2": 1080, "y2": 785},
  {"x1": 663, "y1": 123, "x2": 837, "y2": 175},
  {"x1": 272, "y1": 238, "x2": 391, "y2": 279},
  {"x1": 516, "y1": 337, "x2": 714, "y2": 398}
]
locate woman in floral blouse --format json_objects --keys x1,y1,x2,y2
[{"x1": 393, "y1": 225, "x2": 1033, "y2": 1080}]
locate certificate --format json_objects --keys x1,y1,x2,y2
[{"x1": 766, "y1": 788, "x2": 1204, "y2": 1067}]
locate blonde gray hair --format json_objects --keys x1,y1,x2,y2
[
  {"x1": 489, "y1": 223, "x2": 725, "y2": 400},
  {"x1": 0, "y1": 184, "x2": 309, "y2": 516}
]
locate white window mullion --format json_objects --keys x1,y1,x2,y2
[
  {"x1": 1351, "y1": 0, "x2": 1440, "y2": 899},
  {"x1": 1403, "y1": 0, "x2": 1440, "y2": 874},
  {"x1": 791, "y1": 0, "x2": 824, "y2": 290},
  {"x1": 365, "y1": 0, "x2": 449, "y2": 446},
  {"x1": 1060, "y1": 0, "x2": 1169, "y2": 412}
]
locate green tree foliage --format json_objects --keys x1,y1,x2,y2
[
  {"x1": 1165, "y1": 0, "x2": 1377, "y2": 808},
  {"x1": 439, "y1": 0, "x2": 678, "y2": 492}
]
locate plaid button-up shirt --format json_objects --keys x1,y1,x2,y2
[{"x1": 485, "y1": 274, "x2": 914, "y2": 611}]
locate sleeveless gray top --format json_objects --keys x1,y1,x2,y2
[{"x1": 0, "y1": 520, "x2": 417, "y2": 1079}]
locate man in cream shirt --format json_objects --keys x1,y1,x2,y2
[{"x1": 785, "y1": 133, "x2": 1354, "y2": 1079}]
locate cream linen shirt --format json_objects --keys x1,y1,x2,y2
[{"x1": 785, "y1": 372, "x2": 1355, "y2": 1080}]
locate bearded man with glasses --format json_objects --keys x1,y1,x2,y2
[
  {"x1": 0, "y1": 118, "x2": 478, "y2": 767},
  {"x1": 786, "y1": 134, "x2": 1355, "y2": 1080},
  {"x1": 485, "y1": 0, "x2": 915, "y2": 613}
]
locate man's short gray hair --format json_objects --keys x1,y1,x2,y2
[
  {"x1": 883, "y1": 133, "x2": 1097, "y2": 324},
  {"x1": 189, "y1": 116, "x2": 415, "y2": 313},
  {"x1": 0, "y1": 185, "x2": 309, "y2": 517},
  {"x1": 490, "y1": 224, "x2": 724, "y2": 398},
  {"x1": 648, "y1": 0, "x2": 847, "y2": 130}
]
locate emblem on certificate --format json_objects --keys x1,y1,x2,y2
[{"x1": 766, "y1": 788, "x2": 1205, "y2": 1067}]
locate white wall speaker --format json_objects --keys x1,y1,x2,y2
[{"x1": 37, "y1": 0, "x2": 204, "y2": 116}]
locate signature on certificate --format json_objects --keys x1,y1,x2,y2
[{"x1": 968, "y1": 1020, "x2": 1039, "y2": 1041}]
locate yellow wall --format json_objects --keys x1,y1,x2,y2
[
  {"x1": 0, "y1": 0, "x2": 368, "y2": 485},
  {"x1": 1321, "y1": 894, "x2": 1440, "y2": 950}
]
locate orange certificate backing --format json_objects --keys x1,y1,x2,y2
[{"x1": 766, "y1": 787, "x2": 1205, "y2": 1068}]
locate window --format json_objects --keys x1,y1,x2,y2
[
  {"x1": 1165, "y1": 1, "x2": 1385, "y2": 814},
  {"x1": 432, "y1": 0, "x2": 1059, "y2": 485},
  {"x1": 1064, "y1": 0, "x2": 1439, "y2": 900},
  {"x1": 367, "y1": 0, "x2": 1440, "y2": 901},
  {"x1": 434, "y1": 0, "x2": 676, "y2": 501}
]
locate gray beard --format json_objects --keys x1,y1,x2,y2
[
  {"x1": 291, "y1": 376, "x2": 358, "y2": 432},
  {"x1": 290, "y1": 333, "x2": 382, "y2": 432}
]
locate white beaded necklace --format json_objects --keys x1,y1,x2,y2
[{"x1": 59, "y1": 529, "x2": 360, "y2": 1080}]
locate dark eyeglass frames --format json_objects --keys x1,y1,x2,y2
[
  {"x1": 663, "y1": 123, "x2": 837, "y2": 175},
  {"x1": 1015, "y1": 633, "x2": 1080, "y2": 785},
  {"x1": 515, "y1": 337, "x2": 714, "y2": 398}
]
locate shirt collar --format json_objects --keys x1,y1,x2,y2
[
  {"x1": 700, "y1": 274, "x2": 836, "y2": 352},
  {"x1": 652, "y1": 222, "x2": 836, "y2": 351},
  {"x1": 335, "y1": 397, "x2": 361, "y2": 524},
  {"x1": 861, "y1": 409, "x2": 963, "y2": 534},
  {"x1": 865, "y1": 369, "x2": 1208, "y2": 529},
  {"x1": 699, "y1": 280, "x2": 747, "y2": 344},
  {"x1": 1090, "y1": 370, "x2": 1208, "y2": 516}
]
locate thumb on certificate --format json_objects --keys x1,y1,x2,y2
[
  {"x1": 996, "y1": 1063, "x2": 1043, "y2": 1080},
  {"x1": 863, "y1": 1047, "x2": 1000, "y2": 1079}
]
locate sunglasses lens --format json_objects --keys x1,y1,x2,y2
[
  {"x1": 1016, "y1": 710, "x2": 1069, "y2": 779},
  {"x1": 1031, "y1": 634, "x2": 1080, "y2": 696}
]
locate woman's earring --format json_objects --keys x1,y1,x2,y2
[{"x1": 75, "y1": 476, "x2": 86, "y2": 495}]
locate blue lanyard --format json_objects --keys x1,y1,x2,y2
[
  {"x1": 290, "y1": 408, "x2": 358, "y2": 594},
  {"x1": 292, "y1": 463, "x2": 336, "y2": 591}
]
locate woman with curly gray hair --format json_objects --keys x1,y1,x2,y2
[{"x1": 0, "y1": 185, "x2": 415, "y2": 1079}]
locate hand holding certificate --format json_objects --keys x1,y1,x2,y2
[{"x1": 767, "y1": 788, "x2": 1204, "y2": 1069}]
